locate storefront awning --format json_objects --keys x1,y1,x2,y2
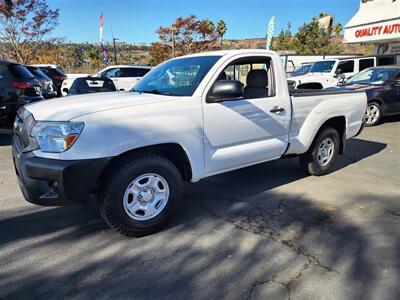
[{"x1": 344, "y1": 1, "x2": 400, "y2": 44}]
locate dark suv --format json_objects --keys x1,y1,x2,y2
[
  {"x1": 0, "y1": 60, "x2": 43, "y2": 125},
  {"x1": 37, "y1": 66, "x2": 66, "y2": 96}
]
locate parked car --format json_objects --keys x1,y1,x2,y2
[
  {"x1": 33, "y1": 65, "x2": 67, "y2": 96},
  {"x1": 64, "y1": 77, "x2": 116, "y2": 95},
  {"x1": 287, "y1": 63, "x2": 312, "y2": 78},
  {"x1": 327, "y1": 66, "x2": 400, "y2": 126},
  {"x1": 0, "y1": 60, "x2": 43, "y2": 124},
  {"x1": 96, "y1": 65, "x2": 152, "y2": 91},
  {"x1": 11, "y1": 50, "x2": 367, "y2": 236},
  {"x1": 61, "y1": 65, "x2": 152, "y2": 96},
  {"x1": 26, "y1": 66, "x2": 57, "y2": 99},
  {"x1": 288, "y1": 56, "x2": 377, "y2": 90}
]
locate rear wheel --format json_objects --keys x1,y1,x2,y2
[
  {"x1": 99, "y1": 153, "x2": 184, "y2": 237},
  {"x1": 364, "y1": 102, "x2": 382, "y2": 127},
  {"x1": 299, "y1": 127, "x2": 340, "y2": 176}
]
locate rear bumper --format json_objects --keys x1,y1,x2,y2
[{"x1": 12, "y1": 135, "x2": 111, "y2": 206}]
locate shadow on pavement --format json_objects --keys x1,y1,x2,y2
[
  {"x1": 0, "y1": 127, "x2": 13, "y2": 146},
  {"x1": 0, "y1": 137, "x2": 392, "y2": 299}
]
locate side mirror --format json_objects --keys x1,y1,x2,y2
[
  {"x1": 207, "y1": 80, "x2": 244, "y2": 103},
  {"x1": 62, "y1": 87, "x2": 69, "y2": 94}
]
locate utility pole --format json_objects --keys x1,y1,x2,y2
[
  {"x1": 171, "y1": 25, "x2": 177, "y2": 58},
  {"x1": 113, "y1": 38, "x2": 119, "y2": 65}
]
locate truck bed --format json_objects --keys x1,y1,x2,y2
[{"x1": 290, "y1": 88, "x2": 365, "y2": 97}]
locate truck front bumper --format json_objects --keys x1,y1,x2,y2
[{"x1": 11, "y1": 135, "x2": 111, "y2": 206}]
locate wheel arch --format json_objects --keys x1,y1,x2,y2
[
  {"x1": 310, "y1": 116, "x2": 346, "y2": 154},
  {"x1": 368, "y1": 98, "x2": 386, "y2": 114},
  {"x1": 96, "y1": 143, "x2": 193, "y2": 192}
]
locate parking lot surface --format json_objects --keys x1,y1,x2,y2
[{"x1": 0, "y1": 117, "x2": 399, "y2": 300}]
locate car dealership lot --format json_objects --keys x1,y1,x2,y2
[{"x1": 0, "y1": 118, "x2": 399, "y2": 300}]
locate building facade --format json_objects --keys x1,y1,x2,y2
[{"x1": 344, "y1": 0, "x2": 400, "y2": 63}]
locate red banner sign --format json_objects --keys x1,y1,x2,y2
[{"x1": 355, "y1": 23, "x2": 400, "y2": 38}]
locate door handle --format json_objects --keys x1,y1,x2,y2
[{"x1": 270, "y1": 106, "x2": 285, "y2": 113}]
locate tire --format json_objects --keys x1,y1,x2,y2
[
  {"x1": 299, "y1": 127, "x2": 340, "y2": 176},
  {"x1": 99, "y1": 153, "x2": 184, "y2": 237},
  {"x1": 364, "y1": 102, "x2": 382, "y2": 127}
]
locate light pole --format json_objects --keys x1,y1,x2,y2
[
  {"x1": 171, "y1": 25, "x2": 177, "y2": 58},
  {"x1": 113, "y1": 38, "x2": 119, "y2": 64}
]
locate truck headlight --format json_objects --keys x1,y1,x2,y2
[{"x1": 30, "y1": 121, "x2": 84, "y2": 153}]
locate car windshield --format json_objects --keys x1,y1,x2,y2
[
  {"x1": 27, "y1": 67, "x2": 51, "y2": 81},
  {"x1": 346, "y1": 68, "x2": 399, "y2": 85},
  {"x1": 294, "y1": 64, "x2": 311, "y2": 73},
  {"x1": 70, "y1": 78, "x2": 116, "y2": 94},
  {"x1": 8, "y1": 64, "x2": 35, "y2": 79},
  {"x1": 133, "y1": 56, "x2": 221, "y2": 96},
  {"x1": 309, "y1": 61, "x2": 336, "y2": 73}
]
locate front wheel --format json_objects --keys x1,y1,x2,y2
[
  {"x1": 364, "y1": 102, "x2": 382, "y2": 127},
  {"x1": 99, "y1": 154, "x2": 184, "y2": 237},
  {"x1": 299, "y1": 127, "x2": 340, "y2": 176}
]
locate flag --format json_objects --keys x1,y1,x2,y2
[
  {"x1": 100, "y1": 12, "x2": 108, "y2": 67},
  {"x1": 266, "y1": 16, "x2": 276, "y2": 50}
]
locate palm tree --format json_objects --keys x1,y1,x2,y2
[
  {"x1": 216, "y1": 20, "x2": 227, "y2": 49},
  {"x1": 333, "y1": 23, "x2": 343, "y2": 37}
]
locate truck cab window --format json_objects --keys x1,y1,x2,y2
[{"x1": 214, "y1": 57, "x2": 273, "y2": 99}]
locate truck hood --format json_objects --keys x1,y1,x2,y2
[
  {"x1": 291, "y1": 72, "x2": 331, "y2": 82},
  {"x1": 24, "y1": 91, "x2": 175, "y2": 121}
]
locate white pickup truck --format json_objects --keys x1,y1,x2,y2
[
  {"x1": 288, "y1": 56, "x2": 377, "y2": 90},
  {"x1": 12, "y1": 50, "x2": 367, "y2": 236}
]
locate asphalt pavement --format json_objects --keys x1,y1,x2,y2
[{"x1": 0, "y1": 116, "x2": 399, "y2": 300}]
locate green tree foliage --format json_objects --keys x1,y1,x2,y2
[
  {"x1": 216, "y1": 20, "x2": 227, "y2": 48},
  {"x1": 273, "y1": 13, "x2": 343, "y2": 55}
]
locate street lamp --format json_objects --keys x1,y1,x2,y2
[
  {"x1": 171, "y1": 25, "x2": 177, "y2": 58},
  {"x1": 113, "y1": 38, "x2": 119, "y2": 65}
]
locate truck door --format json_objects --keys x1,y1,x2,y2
[{"x1": 202, "y1": 56, "x2": 291, "y2": 176}]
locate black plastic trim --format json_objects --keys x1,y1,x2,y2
[{"x1": 12, "y1": 136, "x2": 111, "y2": 206}]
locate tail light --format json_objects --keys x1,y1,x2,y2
[
  {"x1": 53, "y1": 75, "x2": 66, "y2": 80},
  {"x1": 12, "y1": 82, "x2": 30, "y2": 89}
]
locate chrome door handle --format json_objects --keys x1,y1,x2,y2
[{"x1": 270, "y1": 106, "x2": 285, "y2": 113}]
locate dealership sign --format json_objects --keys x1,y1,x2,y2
[
  {"x1": 345, "y1": 19, "x2": 400, "y2": 43},
  {"x1": 355, "y1": 23, "x2": 400, "y2": 38}
]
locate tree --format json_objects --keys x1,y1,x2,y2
[
  {"x1": 216, "y1": 20, "x2": 227, "y2": 48},
  {"x1": 293, "y1": 13, "x2": 342, "y2": 54},
  {"x1": 0, "y1": 0, "x2": 60, "y2": 63},
  {"x1": 0, "y1": 0, "x2": 13, "y2": 17},
  {"x1": 149, "y1": 15, "x2": 225, "y2": 65},
  {"x1": 272, "y1": 22, "x2": 292, "y2": 51}
]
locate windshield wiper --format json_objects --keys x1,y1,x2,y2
[{"x1": 137, "y1": 89, "x2": 173, "y2": 96}]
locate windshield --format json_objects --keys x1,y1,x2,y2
[
  {"x1": 27, "y1": 67, "x2": 51, "y2": 81},
  {"x1": 133, "y1": 56, "x2": 221, "y2": 96},
  {"x1": 294, "y1": 64, "x2": 311, "y2": 73},
  {"x1": 70, "y1": 78, "x2": 116, "y2": 94},
  {"x1": 309, "y1": 61, "x2": 336, "y2": 73},
  {"x1": 346, "y1": 68, "x2": 399, "y2": 85}
]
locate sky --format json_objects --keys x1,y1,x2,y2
[{"x1": 47, "y1": 0, "x2": 361, "y2": 44}]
